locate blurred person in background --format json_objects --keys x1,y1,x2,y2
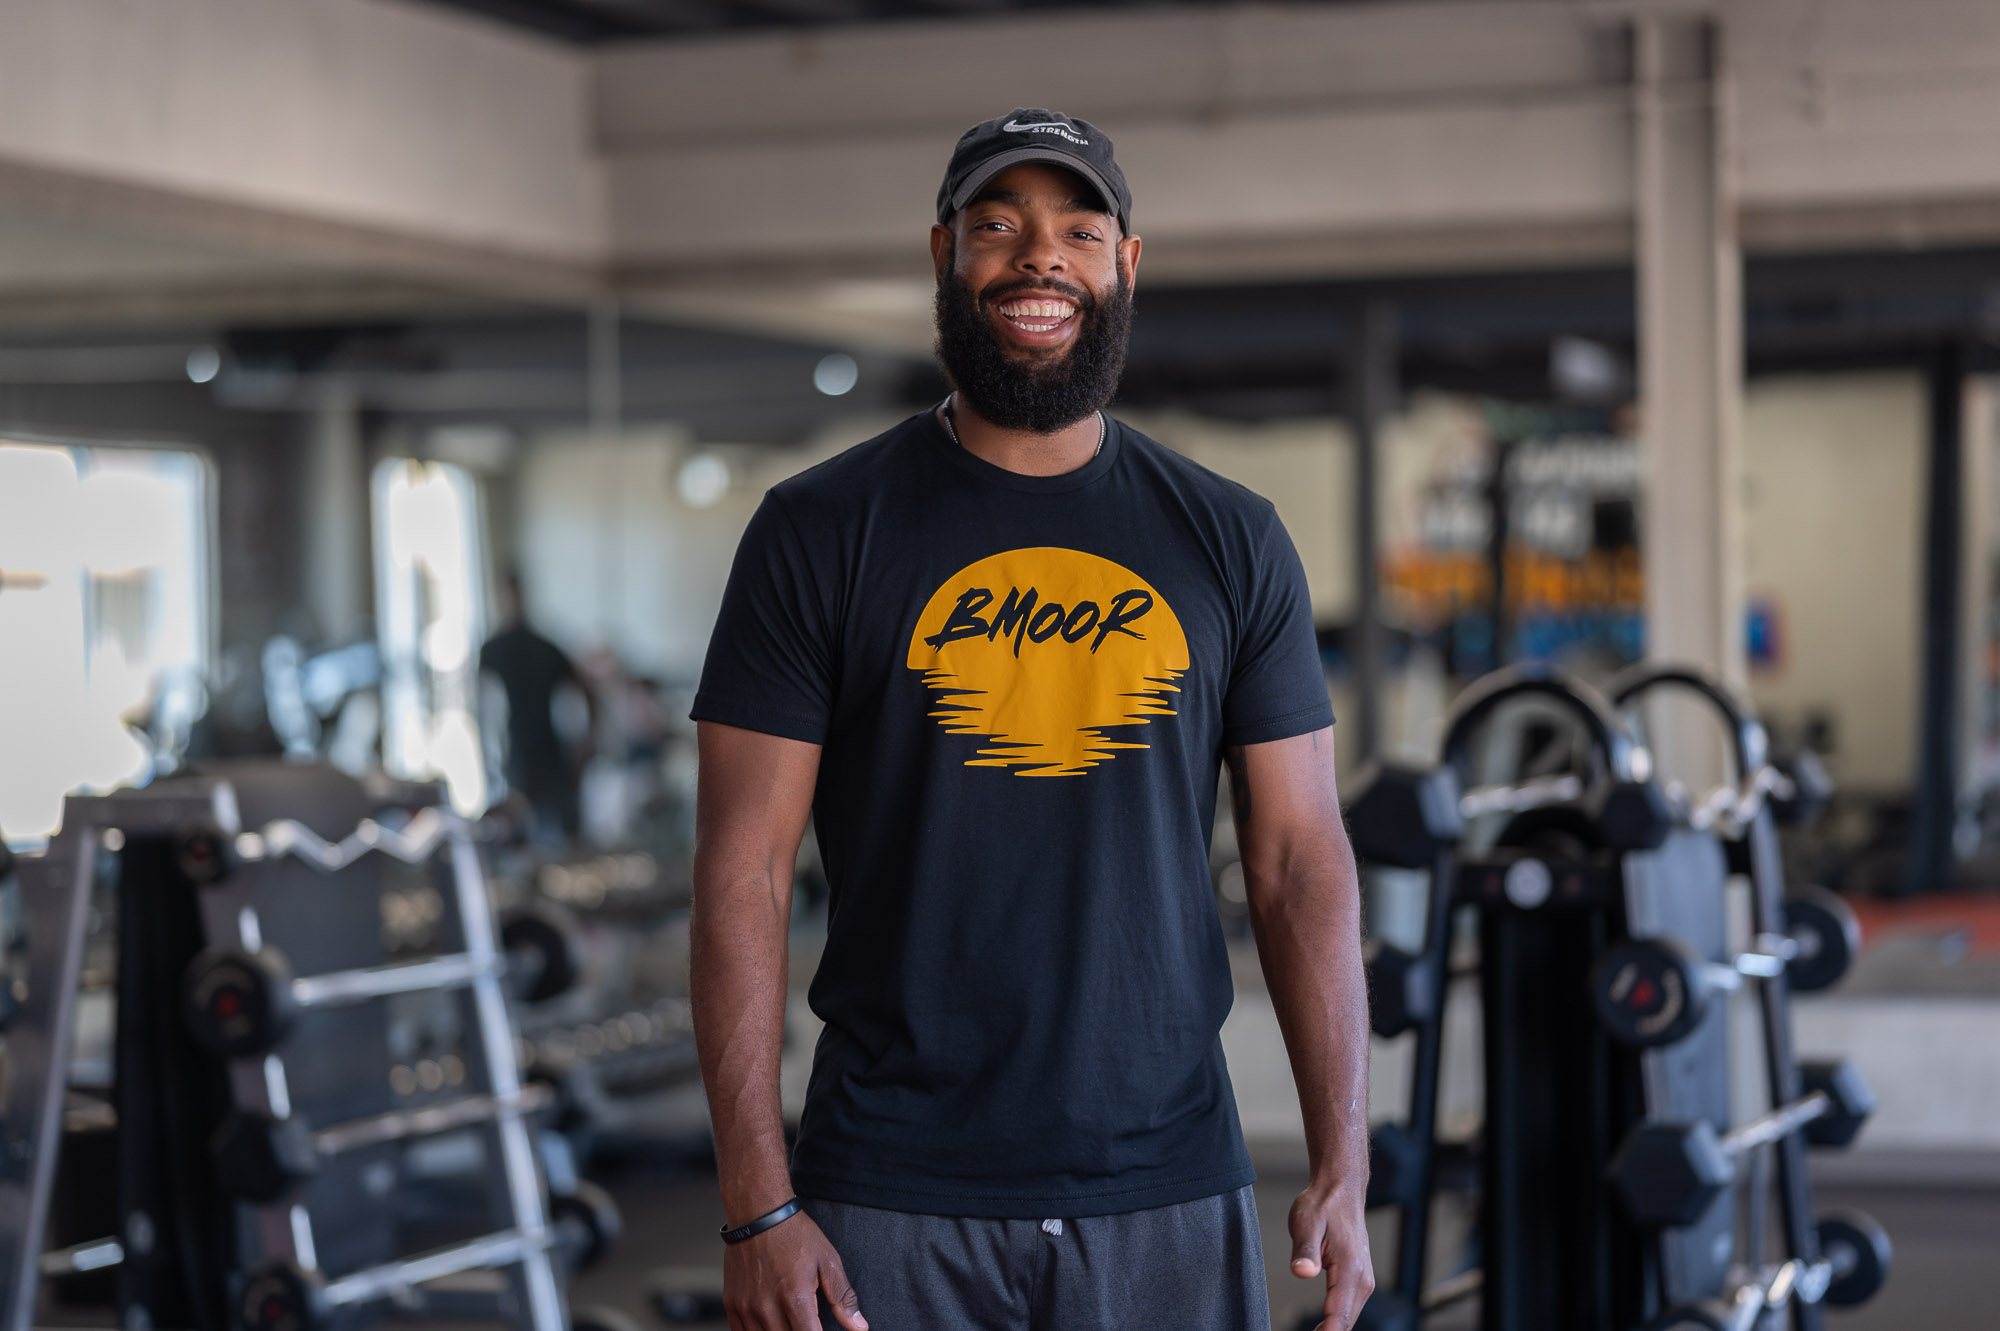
[
  {"x1": 692, "y1": 110, "x2": 1374, "y2": 1331},
  {"x1": 481, "y1": 569, "x2": 594, "y2": 851}
]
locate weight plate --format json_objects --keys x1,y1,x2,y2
[
  {"x1": 235, "y1": 1262, "x2": 326, "y2": 1331},
  {"x1": 501, "y1": 902, "x2": 582, "y2": 1003},
  {"x1": 183, "y1": 947, "x2": 295, "y2": 1058},
  {"x1": 177, "y1": 823, "x2": 237, "y2": 886},
  {"x1": 1592, "y1": 937, "x2": 1710, "y2": 1047},
  {"x1": 1782, "y1": 888, "x2": 1860, "y2": 992},
  {"x1": 1816, "y1": 1208, "x2": 1891, "y2": 1307}
]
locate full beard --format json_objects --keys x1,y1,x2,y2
[{"x1": 933, "y1": 263, "x2": 1133, "y2": 435}]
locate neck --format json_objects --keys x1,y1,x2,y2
[{"x1": 940, "y1": 394, "x2": 1101, "y2": 477}]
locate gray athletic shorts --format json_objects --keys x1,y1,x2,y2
[{"x1": 801, "y1": 1186, "x2": 1270, "y2": 1331}]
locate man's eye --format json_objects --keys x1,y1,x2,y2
[
  {"x1": 975, "y1": 220, "x2": 1011, "y2": 232},
  {"x1": 1070, "y1": 232, "x2": 1101, "y2": 242}
]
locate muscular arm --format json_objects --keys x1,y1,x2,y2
[
  {"x1": 1226, "y1": 727, "x2": 1374, "y2": 1330},
  {"x1": 692, "y1": 721, "x2": 865, "y2": 1331}
]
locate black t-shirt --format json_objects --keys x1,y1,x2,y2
[{"x1": 692, "y1": 409, "x2": 1333, "y2": 1218}]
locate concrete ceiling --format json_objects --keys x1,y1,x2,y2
[{"x1": 414, "y1": 0, "x2": 1222, "y2": 42}]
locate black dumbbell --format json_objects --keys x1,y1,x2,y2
[
  {"x1": 212, "y1": 1083, "x2": 559, "y2": 1202},
  {"x1": 1814, "y1": 1207, "x2": 1892, "y2": 1306},
  {"x1": 1365, "y1": 943, "x2": 1434, "y2": 1038},
  {"x1": 237, "y1": 1262, "x2": 326, "y2": 1331},
  {"x1": 1366, "y1": 1123, "x2": 1424, "y2": 1209},
  {"x1": 1644, "y1": 1207, "x2": 1890, "y2": 1328},
  {"x1": 1610, "y1": 1060, "x2": 1875, "y2": 1227},
  {"x1": 1593, "y1": 890, "x2": 1860, "y2": 1046},
  {"x1": 1779, "y1": 887, "x2": 1862, "y2": 993},
  {"x1": 1593, "y1": 779, "x2": 1676, "y2": 851},
  {"x1": 187, "y1": 923, "x2": 576, "y2": 1055},
  {"x1": 178, "y1": 822, "x2": 238, "y2": 886},
  {"x1": 500, "y1": 900, "x2": 583, "y2": 1004},
  {"x1": 1344, "y1": 763, "x2": 1464, "y2": 868}
]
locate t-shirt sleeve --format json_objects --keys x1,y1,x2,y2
[
  {"x1": 1222, "y1": 508, "x2": 1335, "y2": 747},
  {"x1": 690, "y1": 493, "x2": 837, "y2": 745}
]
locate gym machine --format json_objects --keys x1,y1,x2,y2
[
  {"x1": 0, "y1": 767, "x2": 624, "y2": 1331},
  {"x1": 1340, "y1": 664, "x2": 1885, "y2": 1331}
]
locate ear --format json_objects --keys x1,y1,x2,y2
[
  {"x1": 930, "y1": 223, "x2": 954, "y2": 281},
  {"x1": 1118, "y1": 233, "x2": 1142, "y2": 292}
]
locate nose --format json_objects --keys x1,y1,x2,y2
[{"x1": 1011, "y1": 221, "x2": 1067, "y2": 276}]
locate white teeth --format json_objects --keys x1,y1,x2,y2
[{"x1": 998, "y1": 298, "x2": 1075, "y2": 321}]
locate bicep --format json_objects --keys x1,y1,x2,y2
[
  {"x1": 1228, "y1": 726, "x2": 1346, "y2": 880},
  {"x1": 695, "y1": 721, "x2": 822, "y2": 887}
]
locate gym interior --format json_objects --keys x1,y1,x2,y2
[{"x1": 2, "y1": 1, "x2": 1998, "y2": 1329}]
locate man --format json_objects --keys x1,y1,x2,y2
[
  {"x1": 480, "y1": 570, "x2": 593, "y2": 849},
  {"x1": 691, "y1": 109, "x2": 1373, "y2": 1331}
]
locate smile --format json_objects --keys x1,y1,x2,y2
[{"x1": 993, "y1": 297, "x2": 1078, "y2": 334}]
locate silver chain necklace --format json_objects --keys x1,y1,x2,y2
[{"x1": 941, "y1": 395, "x2": 1104, "y2": 460}]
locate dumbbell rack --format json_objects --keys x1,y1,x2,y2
[
  {"x1": 1353, "y1": 667, "x2": 1677, "y2": 1331},
  {"x1": 1607, "y1": 665, "x2": 1880, "y2": 1331},
  {"x1": 1352, "y1": 664, "x2": 1844, "y2": 1331},
  {"x1": 0, "y1": 775, "x2": 567, "y2": 1331}
]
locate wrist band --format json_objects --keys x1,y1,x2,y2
[{"x1": 721, "y1": 1197, "x2": 802, "y2": 1245}]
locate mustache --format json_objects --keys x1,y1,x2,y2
[{"x1": 978, "y1": 276, "x2": 1094, "y2": 311}]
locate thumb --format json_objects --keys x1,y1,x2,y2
[
  {"x1": 1290, "y1": 1214, "x2": 1326, "y2": 1279},
  {"x1": 820, "y1": 1256, "x2": 868, "y2": 1331}
]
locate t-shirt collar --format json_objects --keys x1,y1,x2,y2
[{"x1": 924, "y1": 401, "x2": 1121, "y2": 494}]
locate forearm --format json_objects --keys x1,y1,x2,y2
[
  {"x1": 1246, "y1": 843, "x2": 1370, "y2": 1190},
  {"x1": 690, "y1": 861, "x2": 796, "y2": 1223}
]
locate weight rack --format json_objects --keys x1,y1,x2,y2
[
  {"x1": 0, "y1": 771, "x2": 569, "y2": 1331},
  {"x1": 1345, "y1": 663, "x2": 1886, "y2": 1331}
]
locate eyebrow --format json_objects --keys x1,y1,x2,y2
[{"x1": 968, "y1": 186, "x2": 1110, "y2": 219}]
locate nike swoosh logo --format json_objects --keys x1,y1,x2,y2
[{"x1": 1002, "y1": 119, "x2": 1086, "y2": 141}]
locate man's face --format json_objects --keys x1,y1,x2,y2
[{"x1": 930, "y1": 163, "x2": 1143, "y2": 434}]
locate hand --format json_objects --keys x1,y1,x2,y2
[
  {"x1": 723, "y1": 1211, "x2": 867, "y2": 1331},
  {"x1": 1288, "y1": 1183, "x2": 1374, "y2": 1331}
]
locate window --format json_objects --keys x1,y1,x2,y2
[
  {"x1": 0, "y1": 442, "x2": 211, "y2": 842},
  {"x1": 372, "y1": 458, "x2": 489, "y2": 815}
]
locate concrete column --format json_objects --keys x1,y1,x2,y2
[
  {"x1": 589, "y1": 300, "x2": 623, "y2": 648},
  {"x1": 1347, "y1": 299, "x2": 1397, "y2": 762},
  {"x1": 1634, "y1": 14, "x2": 1744, "y2": 785},
  {"x1": 303, "y1": 383, "x2": 368, "y2": 644}
]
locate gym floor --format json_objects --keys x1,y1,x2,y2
[{"x1": 571, "y1": 1170, "x2": 2000, "y2": 1330}]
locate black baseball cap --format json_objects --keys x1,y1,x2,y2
[{"x1": 936, "y1": 109, "x2": 1132, "y2": 235}]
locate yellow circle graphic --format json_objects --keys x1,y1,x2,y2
[{"x1": 905, "y1": 547, "x2": 1190, "y2": 776}]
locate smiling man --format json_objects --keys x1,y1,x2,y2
[{"x1": 691, "y1": 109, "x2": 1374, "y2": 1331}]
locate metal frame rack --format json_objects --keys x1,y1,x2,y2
[{"x1": 0, "y1": 774, "x2": 568, "y2": 1331}]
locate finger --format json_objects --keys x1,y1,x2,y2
[
  {"x1": 819, "y1": 1257, "x2": 868, "y2": 1331},
  {"x1": 1290, "y1": 1214, "x2": 1327, "y2": 1279}
]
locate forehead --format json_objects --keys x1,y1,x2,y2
[{"x1": 972, "y1": 162, "x2": 1111, "y2": 215}]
